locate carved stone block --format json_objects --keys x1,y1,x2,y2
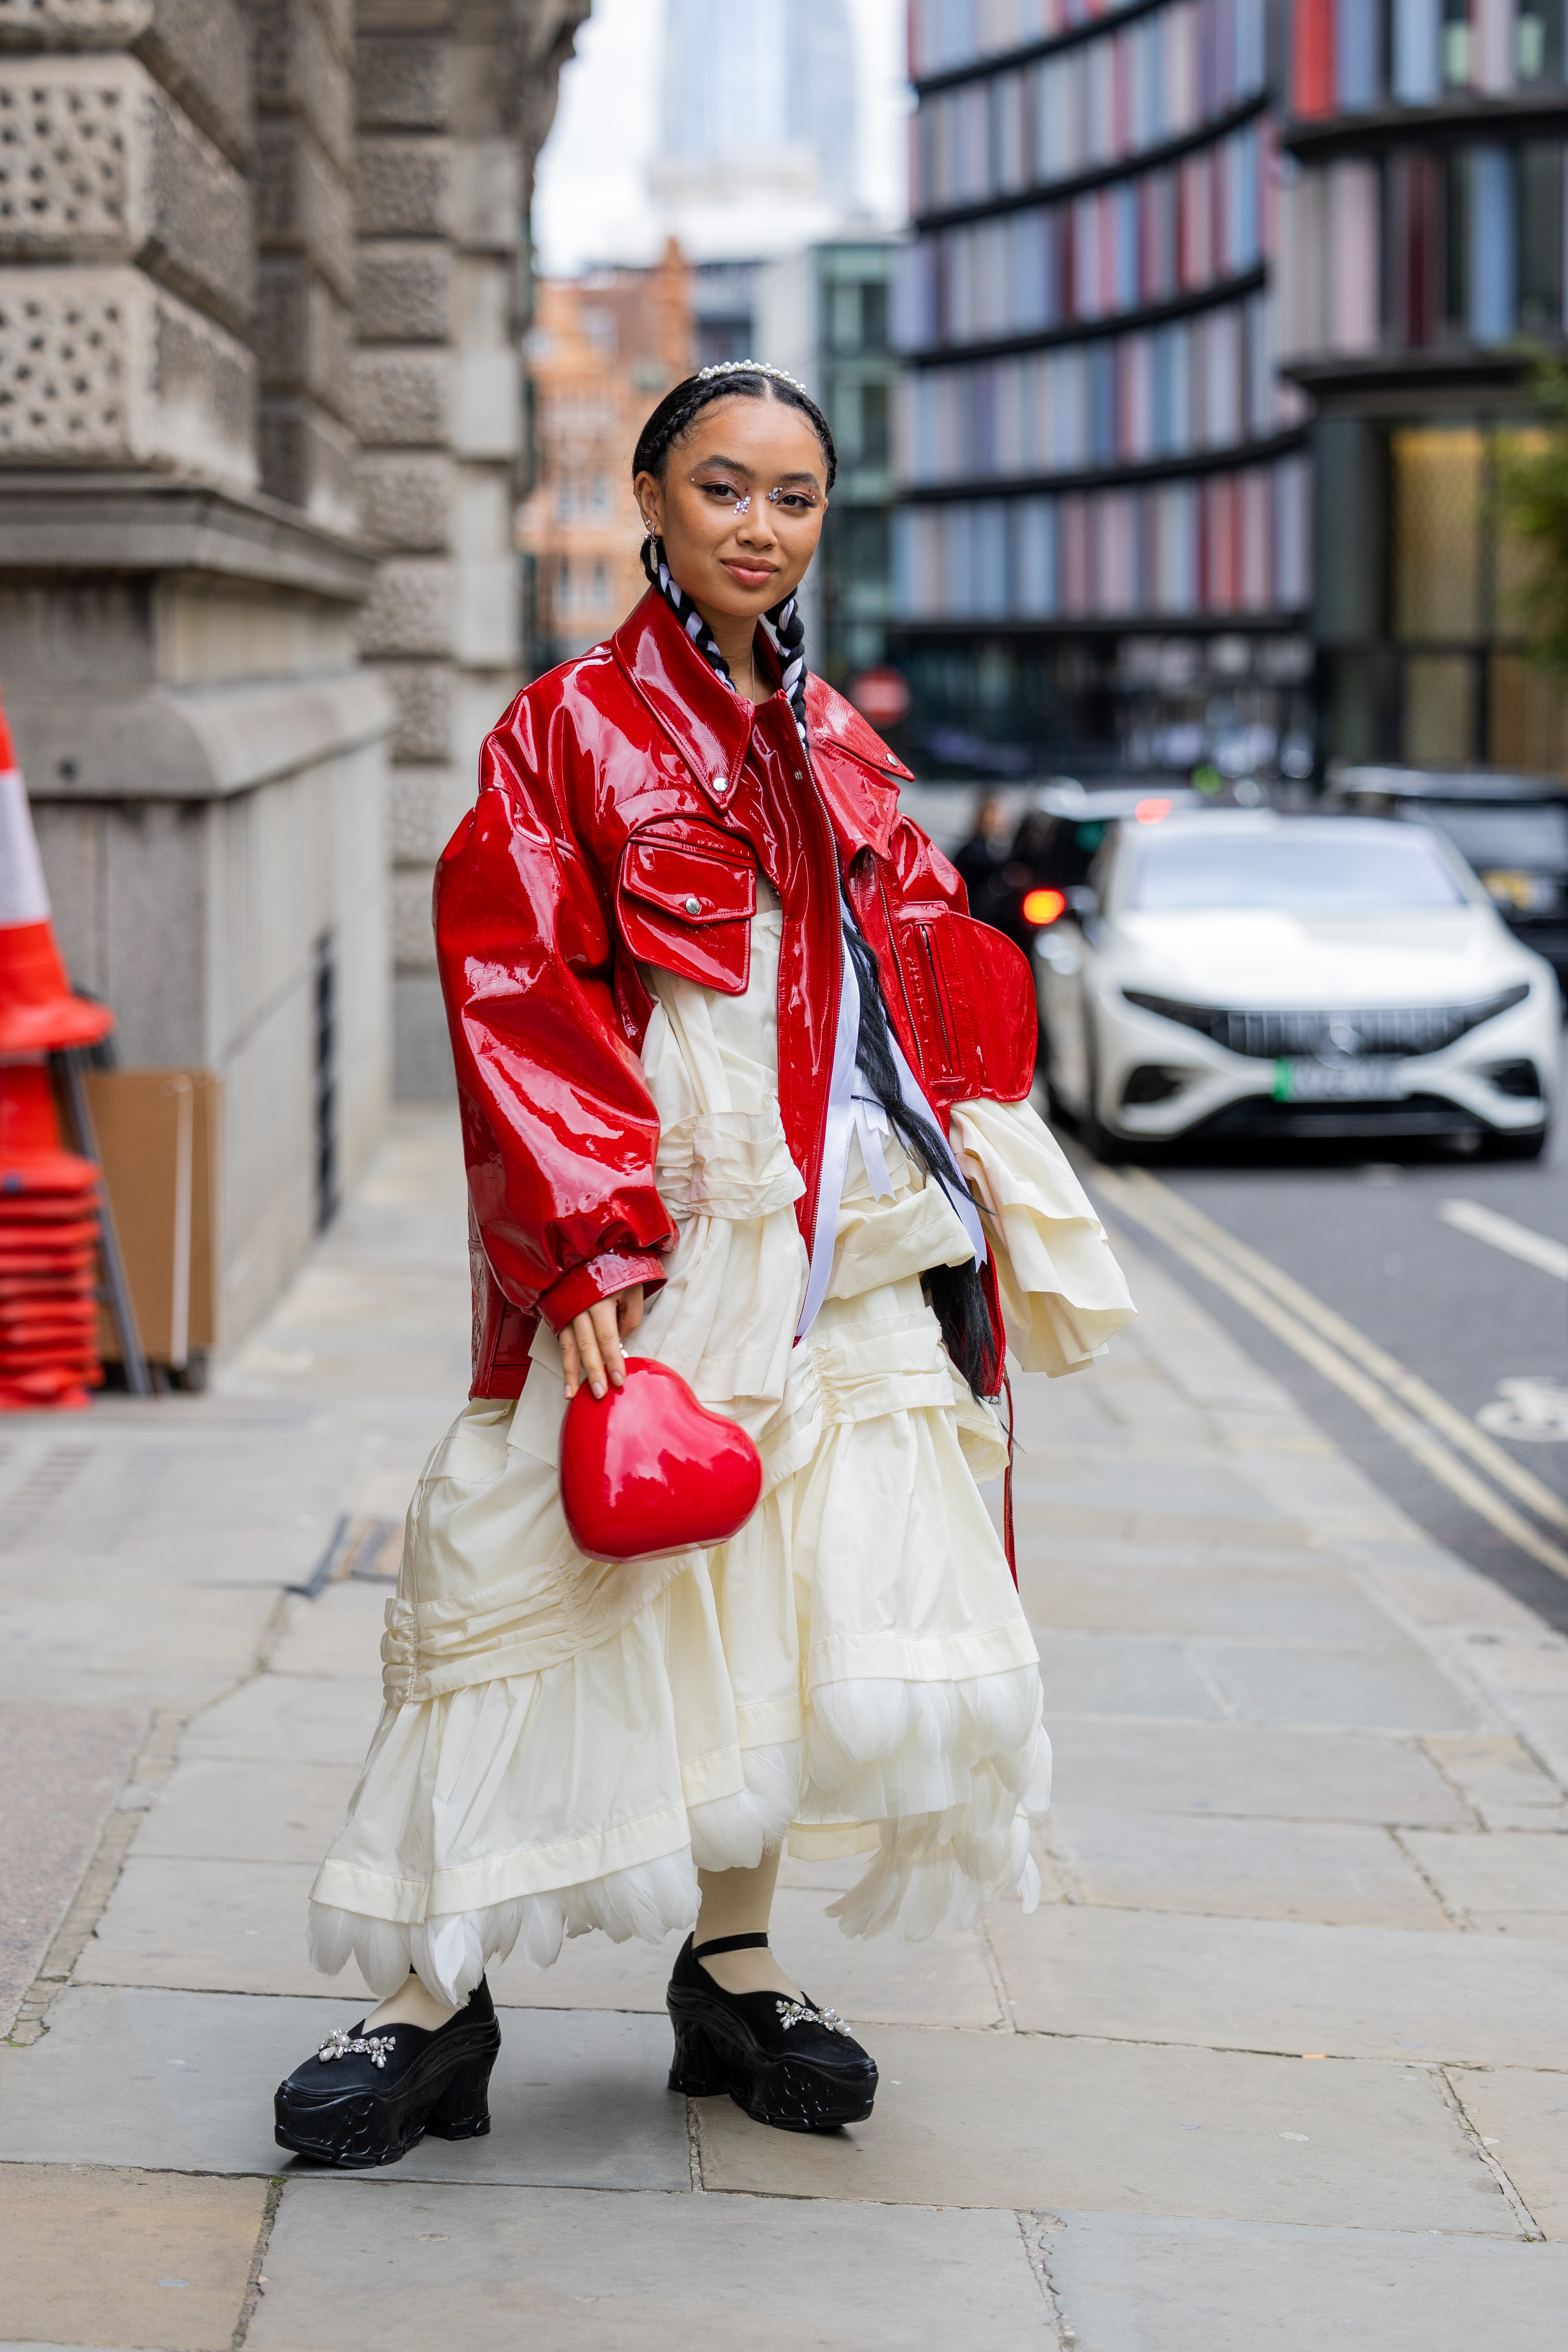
[
  {"x1": 0, "y1": 0, "x2": 152, "y2": 41},
  {"x1": 454, "y1": 343, "x2": 519, "y2": 461},
  {"x1": 0, "y1": 0, "x2": 252, "y2": 167},
  {"x1": 141, "y1": 0, "x2": 251, "y2": 167},
  {"x1": 390, "y1": 860, "x2": 441, "y2": 971},
  {"x1": 146, "y1": 67, "x2": 252, "y2": 327},
  {"x1": 354, "y1": 132, "x2": 452, "y2": 239},
  {"x1": 452, "y1": 138, "x2": 521, "y2": 254},
  {"x1": 356, "y1": 555, "x2": 454, "y2": 657},
  {"x1": 356, "y1": 30, "x2": 450, "y2": 131},
  {"x1": 356, "y1": 448, "x2": 454, "y2": 551},
  {"x1": 255, "y1": 114, "x2": 352, "y2": 297},
  {"x1": 0, "y1": 56, "x2": 254, "y2": 333},
  {"x1": 254, "y1": 257, "x2": 352, "y2": 411},
  {"x1": 350, "y1": 346, "x2": 450, "y2": 446},
  {"x1": 313, "y1": 0, "x2": 352, "y2": 62},
  {"x1": 251, "y1": 0, "x2": 353, "y2": 170},
  {"x1": 356, "y1": 239, "x2": 451, "y2": 345},
  {"x1": 378, "y1": 659, "x2": 454, "y2": 760},
  {"x1": 258, "y1": 396, "x2": 356, "y2": 530},
  {"x1": 388, "y1": 758, "x2": 469, "y2": 864},
  {"x1": 0, "y1": 263, "x2": 255, "y2": 484}
]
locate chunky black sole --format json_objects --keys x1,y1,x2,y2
[
  {"x1": 275, "y1": 2025, "x2": 500, "y2": 2170},
  {"x1": 668, "y1": 1994, "x2": 877, "y2": 2132}
]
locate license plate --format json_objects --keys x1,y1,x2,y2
[{"x1": 1272, "y1": 1058, "x2": 1408, "y2": 1102}]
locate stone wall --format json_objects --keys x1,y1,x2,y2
[
  {"x1": 356, "y1": 0, "x2": 587, "y2": 1099},
  {"x1": 0, "y1": 0, "x2": 586, "y2": 1356}
]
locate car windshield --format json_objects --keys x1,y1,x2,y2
[
  {"x1": 1126, "y1": 827, "x2": 1469, "y2": 913},
  {"x1": 1414, "y1": 805, "x2": 1568, "y2": 867}
]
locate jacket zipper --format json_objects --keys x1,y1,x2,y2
[
  {"x1": 916, "y1": 922, "x2": 956, "y2": 1068},
  {"x1": 876, "y1": 870, "x2": 922, "y2": 1048}
]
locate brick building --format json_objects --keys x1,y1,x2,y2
[{"x1": 517, "y1": 241, "x2": 695, "y2": 672}]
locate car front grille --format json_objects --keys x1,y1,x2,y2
[{"x1": 1120, "y1": 984, "x2": 1530, "y2": 1061}]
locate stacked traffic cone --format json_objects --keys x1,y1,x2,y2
[{"x1": 0, "y1": 693, "x2": 115, "y2": 1410}]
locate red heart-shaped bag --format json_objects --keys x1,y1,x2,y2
[{"x1": 559, "y1": 1356, "x2": 764, "y2": 1563}]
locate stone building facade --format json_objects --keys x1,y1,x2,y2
[{"x1": 0, "y1": 0, "x2": 586, "y2": 1348}]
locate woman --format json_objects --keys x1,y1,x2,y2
[{"x1": 274, "y1": 363, "x2": 1134, "y2": 2166}]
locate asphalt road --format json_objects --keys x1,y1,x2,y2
[{"x1": 1072, "y1": 1041, "x2": 1568, "y2": 1633}]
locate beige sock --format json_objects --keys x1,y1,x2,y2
[
  {"x1": 691, "y1": 1847, "x2": 802, "y2": 1999},
  {"x1": 365, "y1": 1973, "x2": 459, "y2": 2034}
]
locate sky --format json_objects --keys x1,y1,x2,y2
[{"x1": 532, "y1": 0, "x2": 911, "y2": 278}]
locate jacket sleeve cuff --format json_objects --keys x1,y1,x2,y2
[{"x1": 538, "y1": 1250, "x2": 668, "y2": 1333}]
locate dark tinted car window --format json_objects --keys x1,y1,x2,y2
[{"x1": 1014, "y1": 814, "x2": 1111, "y2": 886}]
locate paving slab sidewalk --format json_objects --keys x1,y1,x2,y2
[{"x1": 1, "y1": 1108, "x2": 1565, "y2": 2352}]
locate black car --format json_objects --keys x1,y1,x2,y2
[
  {"x1": 1005, "y1": 781, "x2": 1205, "y2": 945},
  {"x1": 1331, "y1": 768, "x2": 1568, "y2": 985}
]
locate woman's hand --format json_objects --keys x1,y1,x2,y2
[{"x1": 560, "y1": 1284, "x2": 645, "y2": 1401}]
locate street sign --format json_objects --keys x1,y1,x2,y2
[{"x1": 849, "y1": 668, "x2": 911, "y2": 728}]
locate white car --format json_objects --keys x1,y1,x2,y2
[{"x1": 1035, "y1": 809, "x2": 1561, "y2": 1158}]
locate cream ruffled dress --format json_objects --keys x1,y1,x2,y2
[{"x1": 309, "y1": 888, "x2": 1135, "y2": 2005}]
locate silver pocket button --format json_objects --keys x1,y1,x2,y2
[{"x1": 683, "y1": 895, "x2": 702, "y2": 916}]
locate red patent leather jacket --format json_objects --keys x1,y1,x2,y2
[{"x1": 435, "y1": 590, "x2": 1035, "y2": 1398}]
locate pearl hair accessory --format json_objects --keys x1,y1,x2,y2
[{"x1": 695, "y1": 359, "x2": 809, "y2": 394}]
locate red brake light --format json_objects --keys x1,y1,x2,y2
[
  {"x1": 1022, "y1": 887, "x2": 1066, "y2": 926},
  {"x1": 1134, "y1": 797, "x2": 1172, "y2": 824}
]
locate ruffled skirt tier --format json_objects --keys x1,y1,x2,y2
[{"x1": 309, "y1": 1272, "x2": 1054, "y2": 2005}]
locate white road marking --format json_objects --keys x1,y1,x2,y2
[
  {"x1": 1112, "y1": 1168, "x2": 1568, "y2": 1536},
  {"x1": 1438, "y1": 1199, "x2": 1568, "y2": 1282},
  {"x1": 1477, "y1": 1379, "x2": 1568, "y2": 1443},
  {"x1": 1090, "y1": 1164, "x2": 1568, "y2": 1584}
]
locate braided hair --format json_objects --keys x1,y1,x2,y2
[{"x1": 631, "y1": 364, "x2": 998, "y2": 1399}]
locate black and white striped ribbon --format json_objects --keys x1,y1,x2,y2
[{"x1": 642, "y1": 534, "x2": 809, "y2": 750}]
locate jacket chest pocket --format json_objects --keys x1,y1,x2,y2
[
  {"x1": 892, "y1": 905, "x2": 1035, "y2": 1106},
  {"x1": 616, "y1": 826, "x2": 757, "y2": 996}
]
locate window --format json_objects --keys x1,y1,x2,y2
[
  {"x1": 1517, "y1": 4, "x2": 1567, "y2": 82},
  {"x1": 1443, "y1": 0, "x2": 1472, "y2": 86},
  {"x1": 1517, "y1": 145, "x2": 1564, "y2": 336},
  {"x1": 1127, "y1": 824, "x2": 1467, "y2": 911},
  {"x1": 1393, "y1": 426, "x2": 1484, "y2": 639}
]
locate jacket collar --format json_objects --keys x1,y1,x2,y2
[
  {"x1": 612, "y1": 589, "x2": 759, "y2": 812},
  {"x1": 803, "y1": 676, "x2": 902, "y2": 864},
  {"x1": 610, "y1": 589, "x2": 902, "y2": 863}
]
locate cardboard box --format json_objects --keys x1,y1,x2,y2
[{"x1": 85, "y1": 1068, "x2": 222, "y2": 1367}]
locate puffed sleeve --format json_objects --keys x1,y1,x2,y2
[
  {"x1": 434, "y1": 701, "x2": 676, "y2": 1331},
  {"x1": 950, "y1": 1096, "x2": 1136, "y2": 1375}
]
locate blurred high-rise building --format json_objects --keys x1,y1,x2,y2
[
  {"x1": 759, "y1": 240, "x2": 902, "y2": 684},
  {"x1": 1281, "y1": 0, "x2": 1568, "y2": 772},
  {"x1": 890, "y1": 0, "x2": 1315, "y2": 782},
  {"x1": 650, "y1": 0, "x2": 864, "y2": 256}
]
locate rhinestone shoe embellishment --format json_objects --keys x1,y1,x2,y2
[
  {"x1": 775, "y1": 1998, "x2": 851, "y2": 2036},
  {"x1": 317, "y1": 2029, "x2": 397, "y2": 2069}
]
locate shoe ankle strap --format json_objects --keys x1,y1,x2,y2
[{"x1": 692, "y1": 1932, "x2": 769, "y2": 1960}]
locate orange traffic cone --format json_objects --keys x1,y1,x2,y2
[
  {"x1": 0, "y1": 693, "x2": 114, "y2": 1053},
  {"x1": 0, "y1": 692, "x2": 112, "y2": 1408}
]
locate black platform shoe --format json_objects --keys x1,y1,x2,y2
[
  {"x1": 274, "y1": 1978, "x2": 501, "y2": 2170},
  {"x1": 667, "y1": 1932, "x2": 877, "y2": 2132}
]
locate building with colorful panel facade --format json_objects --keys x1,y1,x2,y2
[
  {"x1": 1283, "y1": 0, "x2": 1568, "y2": 771},
  {"x1": 891, "y1": 0, "x2": 1316, "y2": 781}
]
